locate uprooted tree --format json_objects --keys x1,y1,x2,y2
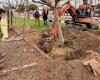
[{"x1": 32, "y1": 0, "x2": 68, "y2": 46}]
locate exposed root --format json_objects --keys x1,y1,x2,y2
[{"x1": 66, "y1": 48, "x2": 86, "y2": 60}]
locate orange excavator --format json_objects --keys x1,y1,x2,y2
[
  {"x1": 38, "y1": 0, "x2": 100, "y2": 52},
  {"x1": 49, "y1": 1, "x2": 99, "y2": 39}
]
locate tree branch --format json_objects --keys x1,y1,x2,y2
[
  {"x1": 32, "y1": 0, "x2": 45, "y2": 5},
  {"x1": 55, "y1": 0, "x2": 60, "y2": 7},
  {"x1": 15, "y1": 0, "x2": 18, "y2": 4},
  {"x1": 8, "y1": 0, "x2": 12, "y2": 5},
  {"x1": 0, "y1": 2, "x2": 15, "y2": 9},
  {"x1": 32, "y1": 0, "x2": 54, "y2": 9},
  {"x1": 20, "y1": 0, "x2": 24, "y2": 4}
]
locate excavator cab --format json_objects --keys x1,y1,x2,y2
[
  {"x1": 76, "y1": 8, "x2": 91, "y2": 18},
  {"x1": 93, "y1": 4, "x2": 100, "y2": 17}
]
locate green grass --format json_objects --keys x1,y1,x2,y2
[
  {"x1": 13, "y1": 17, "x2": 67, "y2": 32},
  {"x1": 13, "y1": 17, "x2": 51, "y2": 32}
]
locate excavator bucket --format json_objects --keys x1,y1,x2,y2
[
  {"x1": 38, "y1": 24, "x2": 58, "y2": 53},
  {"x1": 50, "y1": 24, "x2": 58, "y2": 39}
]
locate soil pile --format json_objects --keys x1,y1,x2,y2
[
  {"x1": 0, "y1": 38, "x2": 99, "y2": 80},
  {"x1": 63, "y1": 28, "x2": 100, "y2": 52}
]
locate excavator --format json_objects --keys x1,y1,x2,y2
[
  {"x1": 65, "y1": 1, "x2": 99, "y2": 29},
  {"x1": 38, "y1": 0, "x2": 100, "y2": 53},
  {"x1": 51, "y1": 0, "x2": 100, "y2": 38}
]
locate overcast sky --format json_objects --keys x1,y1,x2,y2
[
  {"x1": 0, "y1": 0, "x2": 33, "y2": 4},
  {"x1": 0, "y1": 0, "x2": 33, "y2": 8},
  {"x1": 0, "y1": 0, "x2": 70, "y2": 8}
]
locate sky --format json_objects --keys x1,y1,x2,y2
[
  {"x1": 0, "y1": 0, "x2": 33, "y2": 8},
  {"x1": 0, "y1": 0, "x2": 99, "y2": 9},
  {"x1": 0, "y1": 0, "x2": 65, "y2": 6},
  {"x1": 0, "y1": 0, "x2": 72, "y2": 9},
  {"x1": 0, "y1": 0, "x2": 33, "y2": 4}
]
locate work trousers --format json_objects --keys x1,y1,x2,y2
[
  {"x1": 34, "y1": 18, "x2": 40, "y2": 27},
  {"x1": 44, "y1": 19, "x2": 48, "y2": 26},
  {"x1": 0, "y1": 16, "x2": 8, "y2": 40}
]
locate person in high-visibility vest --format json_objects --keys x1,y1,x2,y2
[{"x1": 0, "y1": 8, "x2": 8, "y2": 41}]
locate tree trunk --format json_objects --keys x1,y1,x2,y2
[
  {"x1": 7, "y1": 10, "x2": 10, "y2": 28},
  {"x1": 10, "y1": 10, "x2": 13, "y2": 26},
  {"x1": 56, "y1": 15, "x2": 64, "y2": 47},
  {"x1": 53, "y1": 8, "x2": 64, "y2": 47}
]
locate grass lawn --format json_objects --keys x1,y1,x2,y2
[{"x1": 13, "y1": 17, "x2": 67, "y2": 32}]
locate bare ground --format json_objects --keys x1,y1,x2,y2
[
  {"x1": 0, "y1": 41, "x2": 98, "y2": 80},
  {"x1": 0, "y1": 28, "x2": 100, "y2": 80},
  {"x1": 50, "y1": 28, "x2": 100, "y2": 59}
]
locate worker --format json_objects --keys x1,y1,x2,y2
[
  {"x1": 33, "y1": 10, "x2": 40, "y2": 27},
  {"x1": 0, "y1": 8, "x2": 8, "y2": 41},
  {"x1": 42, "y1": 6, "x2": 48, "y2": 26}
]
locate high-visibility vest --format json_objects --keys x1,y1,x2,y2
[
  {"x1": 0, "y1": 15, "x2": 8, "y2": 39},
  {"x1": 1, "y1": 15, "x2": 7, "y2": 26}
]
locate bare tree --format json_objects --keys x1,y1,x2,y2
[{"x1": 32, "y1": 0, "x2": 68, "y2": 46}]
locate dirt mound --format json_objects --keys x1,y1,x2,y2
[
  {"x1": 65, "y1": 28, "x2": 100, "y2": 52},
  {"x1": 0, "y1": 39, "x2": 99, "y2": 80},
  {"x1": 62, "y1": 28, "x2": 77, "y2": 40},
  {"x1": 38, "y1": 28, "x2": 100, "y2": 59},
  {"x1": 23, "y1": 32, "x2": 41, "y2": 44},
  {"x1": 65, "y1": 48, "x2": 87, "y2": 60},
  {"x1": 38, "y1": 38, "x2": 54, "y2": 53},
  {"x1": 66, "y1": 60, "x2": 97, "y2": 80},
  {"x1": 57, "y1": 28, "x2": 100, "y2": 58},
  {"x1": 0, "y1": 53, "x2": 5, "y2": 75},
  {"x1": 51, "y1": 59, "x2": 98, "y2": 80}
]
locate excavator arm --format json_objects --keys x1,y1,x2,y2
[
  {"x1": 50, "y1": 1, "x2": 77, "y2": 39},
  {"x1": 58, "y1": 1, "x2": 77, "y2": 17}
]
